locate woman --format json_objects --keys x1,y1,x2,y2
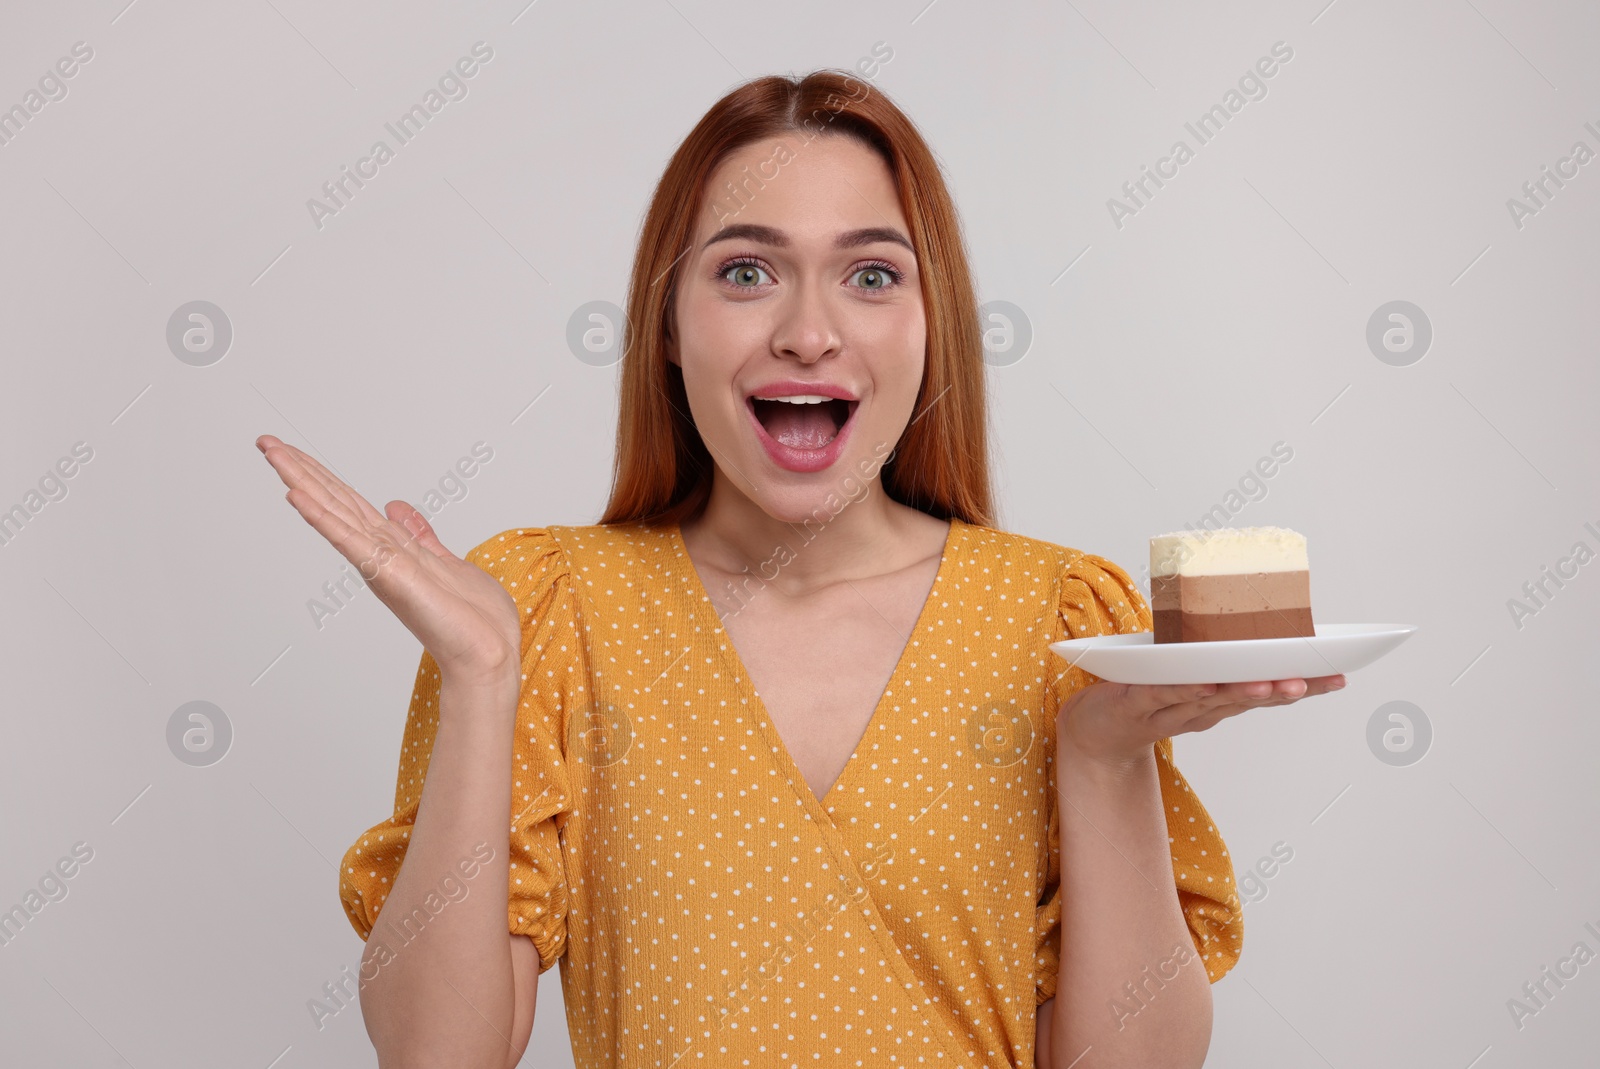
[{"x1": 259, "y1": 70, "x2": 1342, "y2": 1068}]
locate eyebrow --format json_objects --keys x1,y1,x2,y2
[{"x1": 701, "y1": 223, "x2": 915, "y2": 255}]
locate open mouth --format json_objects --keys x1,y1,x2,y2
[{"x1": 747, "y1": 396, "x2": 857, "y2": 449}]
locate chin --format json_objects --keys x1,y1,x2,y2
[{"x1": 748, "y1": 468, "x2": 880, "y2": 526}]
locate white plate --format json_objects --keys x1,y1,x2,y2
[{"x1": 1048, "y1": 623, "x2": 1418, "y2": 685}]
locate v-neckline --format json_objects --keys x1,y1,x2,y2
[{"x1": 668, "y1": 516, "x2": 963, "y2": 814}]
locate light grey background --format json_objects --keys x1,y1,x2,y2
[{"x1": 1, "y1": 0, "x2": 1595, "y2": 1065}]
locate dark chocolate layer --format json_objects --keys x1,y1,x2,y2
[{"x1": 1153, "y1": 606, "x2": 1314, "y2": 643}]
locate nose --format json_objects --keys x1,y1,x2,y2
[{"x1": 770, "y1": 277, "x2": 841, "y2": 364}]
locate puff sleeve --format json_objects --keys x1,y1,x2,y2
[
  {"x1": 338, "y1": 527, "x2": 582, "y2": 975},
  {"x1": 1033, "y1": 550, "x2": 1244, "y2": 1004}
]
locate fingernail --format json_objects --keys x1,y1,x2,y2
[{"x1": 1329, "y1": 678, "x2": 1346, "y2": 690}]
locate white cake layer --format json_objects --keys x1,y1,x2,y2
[{"x1": 1151, "y1": 526, "x2": 1309, "y2": 577}]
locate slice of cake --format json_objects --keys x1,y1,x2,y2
[{"x1": 1150, "y1": 526, "x2": 1314, "y2": 643}]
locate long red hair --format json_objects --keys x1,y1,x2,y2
[{"x1": 597, "y1": 70, "x2": 994, "y2": 530}]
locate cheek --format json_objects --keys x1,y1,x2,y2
[
  {"x1": 679, "y1": 289, "x2": 762, "y2": 363},
  {"x1": 864, "y1": 306, "x2": 926, "y2": 399},
  {"x1": 880, "y1": 296, "x2": 926, "y2": 355},
  {"x1": 674, "y1": 295, "x2": 751, "y2": 427}
]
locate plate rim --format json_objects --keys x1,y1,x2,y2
[{"x1": 1049, "y1": 622, "x2": 1418, "y2": 652}]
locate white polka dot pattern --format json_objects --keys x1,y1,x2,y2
[{"x1": 338, "y1": 518, "x2": 1243, "y2": 1066}]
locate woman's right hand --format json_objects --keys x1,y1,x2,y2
[{"x1": 256, "y1": 434, "x2": 522, "y2": 680}]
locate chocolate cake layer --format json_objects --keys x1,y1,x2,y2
[
  {"x1": 1150, "y1": 571, "x2": 1311, "y2": 613},
  {"x1": 1153, "y1": 606, "x2": 1315, "y2": 642},
  {"x1": 1151, "y1": 571, "x2": 1313, "y2": 643}
]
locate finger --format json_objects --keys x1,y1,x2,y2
[
  {"x1": 386, "y1": 500, "x2": 454, "y2": 560},
  {"x1": 261, "y1": 443, "x2": 371, "y2": 537},
  {"x1": 1230, "y1": 679, "x2": 1308, "y2": 703},
  {"x1": 1156, "y1": 698, "x2": 1270, "y2": 734},
  {"x1": 281, "y1": 483, "x2": 411, "y2": 591},
  {"x1": 265, "y1": 445, "x2": 403, "y2": 565},
  {"x1": 1154, "y1": 676, "x2": 1343, "y2": 733},
  {"x1": 261, "y1": 438, "x2": 384, "y2": 534},
  {"x1": 1196, "y1": 678, "x2": 1328, "y2": 717},
  {"x1": 267, "y1": 440, "x2": 388, "y2": 530},
  {"x1": 1138, "y1": 679, "x2": 1276, "y2": 718},
  {"x1": 1145, "y1": 683, "x2": 1296, "y2": 731},
  {"x1": 1184, "y1": 704, "x2": 1256, "y2": 731},
  {"x1": 1257, "y1": 676, "x2": 1345, "y2": 707},
  {"x1": 371, "y1": 504, "x2": 510, "y2": 642},
  {"x1": 1302, "y1": 674, "x2": 1346, "y2": 696},
  {"x1": 1210, "y1": 679, "x2": 1283, "y2": 702},
  {"x1": 385, "y1": 519, "x2": 521, "y2": 664},
  {"x1": 1125, "y1": 682, "x2": 1221, "y2": 713}
]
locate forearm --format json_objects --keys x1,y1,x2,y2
[
  {"x1": 1048, "y1": 743, "x2": 1212, "y2": 1069},
  {"x1": 360, "y1": 668, "x2": 524, "y2": 1068}
]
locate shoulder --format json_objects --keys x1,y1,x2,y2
[
  {"x1": 462, "y1": 526, "x2": 566, "y2": 579},
  {"x1": 960, "y1": 520, "x2": 1149, "y2": 636},
  {"x1": 957, "y1": 519, "x2": 1142, "y2": 592},
  {"x1": 461, "y1": 521, "x2": 669, "y2": 595}
]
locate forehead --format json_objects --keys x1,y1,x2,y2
[{"x1": 692, "y1": 132, "x2": 907, "y2": 245}]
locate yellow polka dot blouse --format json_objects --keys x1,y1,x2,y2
[{"x1": 340, "y1": 517, "x2": 1243, "y2": 1066}]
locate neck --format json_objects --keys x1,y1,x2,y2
[{"x1": 681, "y1": 467, "x2": 930, "y2": 594}]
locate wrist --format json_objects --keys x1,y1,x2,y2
[
  {"x1": 1056, "y1": 733, "x2": 1158, "y2": 784},
  {"x1": 439, "y1": 661, "x2": 520, "y2": 707}
]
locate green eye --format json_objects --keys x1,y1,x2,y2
[
  {"x1": 850, "y1": 261, "x2": 904, "y2": 291},
  {"x1": 721, "y1": 261, "x2": 770, "y2": 287}
]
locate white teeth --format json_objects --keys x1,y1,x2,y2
[{"x1": 755, "y1": 394, "x2": 831, "y2": 404}]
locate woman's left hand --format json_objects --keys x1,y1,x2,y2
[{"x1": 1057, "y1": 674, "x2": 1347, "y2": 771}]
